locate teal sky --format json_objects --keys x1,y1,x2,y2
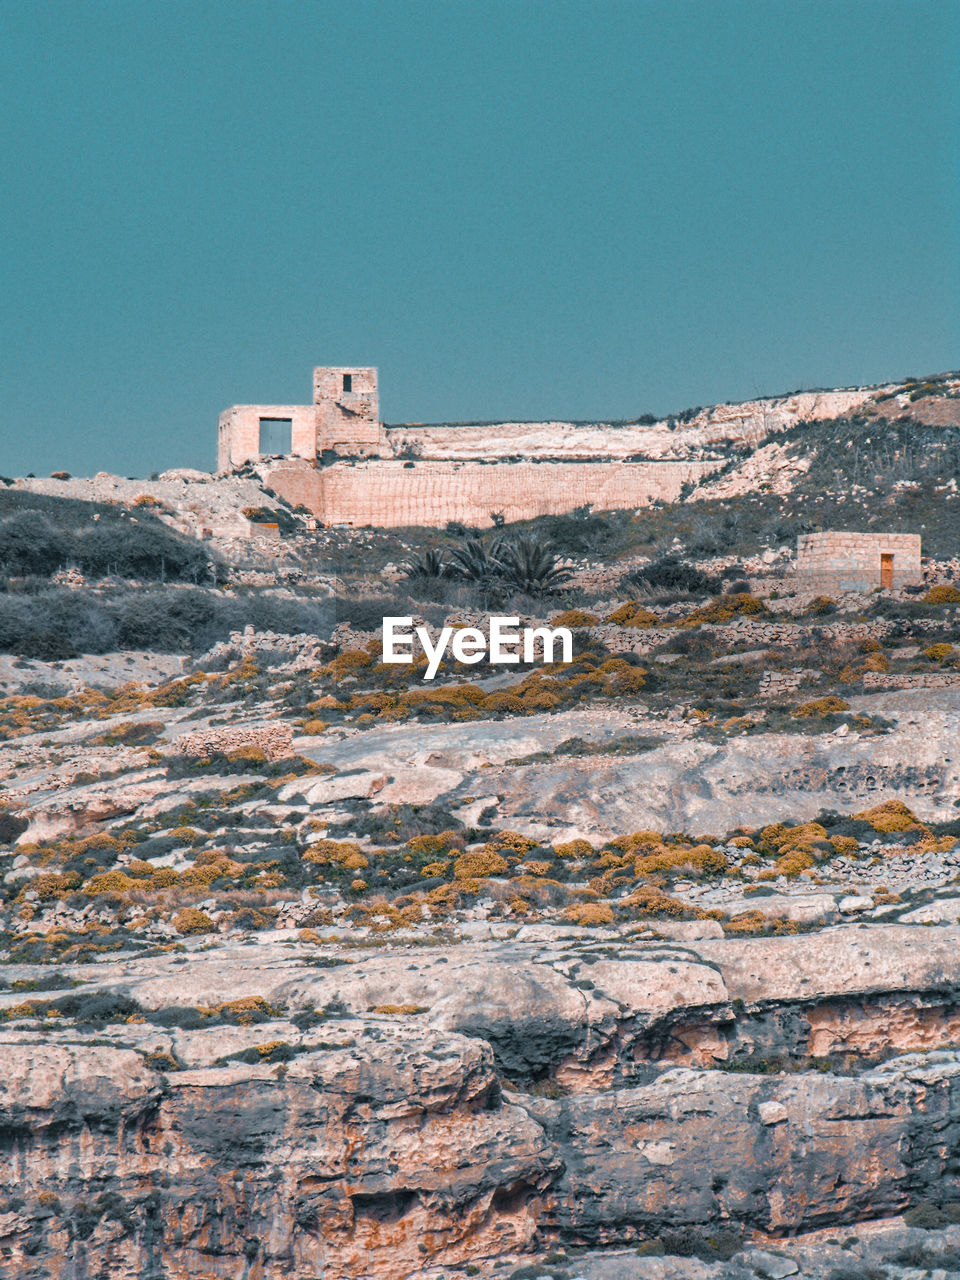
[{"x1": 2, "y1": 0, "x2": 958, "y2": 477}]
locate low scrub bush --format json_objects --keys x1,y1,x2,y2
[
  {"x1": 0, "y1": 507, "x2": 216, "y2": 582},
  {"x1": 793, "y1": 697, "x2": 850, "y2": 718},
  {"x1": 150, "y1": 995, "x2": 284, "y2": 1028},
  {"x1": 453, "y1": 850, "x2": 509, "y2": 880},
  {"x1": 925, "y1": 642, "x2": 956, "y2": 662},
  {"x1": 550, "y1": 609, "x2": 598, "y2": 627},
  {"x1": 562, "y1": 902, "x2": 614, "y2": 926},
  {"x1": 853, "y1": 799, "x2": 922, "y2": 833},
  {"x1": 623, "y1": 557, "x2": 721, "y2": 596},
  {"x1": 804, "y1": 595, "x2": 837, "y2": 615},
  {"x1": 0, "y1": 586, "x2": 334, "y2": 657},
  {"x1": 2, "y1": 990, "x2": 142, "y2": 1026},
  {"x1": 683, "y1": 592, "x2": 768, "y2": 625}
]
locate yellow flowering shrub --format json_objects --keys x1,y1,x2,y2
[
  {"x1": 853, "y1": 800, "x2": 921, "y2": 833},
  {"x1": 303, "y1": 840, "x2": 369, "y2": 870},
  {"x1": 606, "y1": 602, "x2": 658, "y2": 627},
  {"x1": 683, "y1": 593, "x2": 767, "y2": 626},
  {"x1": 550, "y1": 610, "x2": 599, "y2": 627},
  {"x1": 924, "y1": 584, "x2": 960, "y2": 604},
  {"x1": 82, "y1": 870, "x2": 139, "y2": 896},
  {"x1": 553, "y1": 838, "x2": 593, "y2": 858},
  {"x1": 830, "y1": 835, "x2": 859, "y2": 855},
  {"x1": 453, "y1": 850, "x2": 509, "y2": 880},
  {"x1": 562, "y1": 902, "x2": 614, "y2": 926},
  {"x1": 925, "y1": 643, "x2": 956, "y2": 663},
  {"x1": 173, "y1": 907, "x2": 215, "y2": 935},
  {"x1": 481, "y1": 692, "x2": 524, "y2": 714},
  {"x1": 793, "y1": 697, "x2": 850, "y2": 718}
]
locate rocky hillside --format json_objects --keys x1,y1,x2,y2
[
  {"x1": 384, "y1": 385, "x2": 881, "y2": 461},
  {"x1": 10, "y1": 369, "x2": 960, "y2": 540},
  {"x1": 1, "y1": 371, "x2": 960, "y2": 1276}
]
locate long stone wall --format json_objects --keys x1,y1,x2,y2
[
  {"x1": 862, "y1": 671, "x2": 960, "y2": 691},
  {"x1": 266, "y1": 458, "x2": 719, "y2": 528},
  {"x1": 217, "y1": 373, "x2": 887, "y2": 525},
  {"x1": 759, "y1": 668, "x2": 822, "y2": 696}
]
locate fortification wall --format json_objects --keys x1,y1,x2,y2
[{"x1": 265, "y1": 458, "x2": 719, "y2": 528}]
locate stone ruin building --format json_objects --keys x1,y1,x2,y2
[
  {"x1": 218, "y1": 367, "x2": 383, "y2": 470},
  {"x1": 217, "y1": 364, "x2": 880, "y2": 529},
  {"x1": 797, "y1": 531, "x2": 922, "y2": 594},
  {"x1": 217, "y1": 365, "x2": 718, "y2": 528}
]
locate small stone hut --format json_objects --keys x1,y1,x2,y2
[{"x1": 797, "y1": 531, "x2": 921, "y2": 594}]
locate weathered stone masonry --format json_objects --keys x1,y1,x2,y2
[
  {"x1": 173, "y1": 723, "x2": 293, "y2": 761},
  {"x1": 218, "y1": 365, "x2": 722, "y2": 527},
  {"x1": 216, "y1": 366, "x2": 721, "y2": 524},
  {"x1": 797, "y1": 531, "x2": 922, "y2": 594},
  {"x1": 217, "y1": 364, "x2": 881, "y2": 529},
  {"x1": 260, "y1": 456, "x2": 717, "y2": 528}
]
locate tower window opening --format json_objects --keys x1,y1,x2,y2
[{"x1": 342, "y1": 374, "x2": 353, "y2": 393}]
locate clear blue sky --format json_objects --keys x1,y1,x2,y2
[{"x1": 2, "y1": 0, "x2": 958, "y2": 477}]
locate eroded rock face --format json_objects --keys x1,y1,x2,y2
[
  {"x1": 526, "y1": 1219, "x2": 960, "y2": 1280},
  {"x1": 117, "y1": 925, "x2": 960, "y2": 1085},
  {"x1": 0, "y1": 1028, "x2": 558, "y2": 1279},
  {"x1": 0, "y1": 925, "x2": 959, "y2": 1276},
  {"x1": 526, "y1": 1052, "x2": 960, "y2": 1242}
]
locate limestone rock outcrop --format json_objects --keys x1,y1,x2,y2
[{"x1": 1, "y1": 925, "x2": 960, "y2": 1276}]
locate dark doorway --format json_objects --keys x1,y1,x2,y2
[
  {"x1": 342, "y1": 373, "x2": 353, "y2": 393},
  {"x1": 880, "y1": 553, "x2": 894, "y2": 589},
  {"x1": 259, "y1": 417, "x2": 292, "y2": 455}
]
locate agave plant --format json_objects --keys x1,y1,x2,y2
[
  {"x1": 447, "y1": 536, "x2": 507, "y2": 604},
  {"x1": 497, "y1": 536, "x2": 571, "y2": 597},
  {"x1": 448, "y1": 537, "x2": 504, "y2": 583},
  {"x1": 400, "y1": 548, "x2": 449, "y2": 580}
]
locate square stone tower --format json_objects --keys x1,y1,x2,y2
[{"x1": 314, "y1": 367, "x2": 381, "y2": 454}]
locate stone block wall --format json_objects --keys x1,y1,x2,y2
[
  {"x1": 216, "y1": 366, "x2": 887, "y2": 526},
  {"x1": 241, "y1": 518, "x2": 281, "y2": 541},
  {"x1": 314, "y1": 366, "x2": 382, "y2": 452},
  {"x1": 217, "y1": 405, "x2": 317, "y2": 471},
  {"x1": 196, "y1": 629, "x2": 330, "y2": 672},
  {"x1": 173, "y1": 723, "x2": 293, "y2": 761},
  {"x1": 264, "y1": 458, "x2": 719, "y2": 528},
  {"x1": 759, "y1": 669, "x2": 822, "y2": 697},
  {"x1": 797, "y1": 532, "x2": 921, "y2": 594},
  {"x1": 862, "y1": 672, "x2": 960, "y2": 691}
]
